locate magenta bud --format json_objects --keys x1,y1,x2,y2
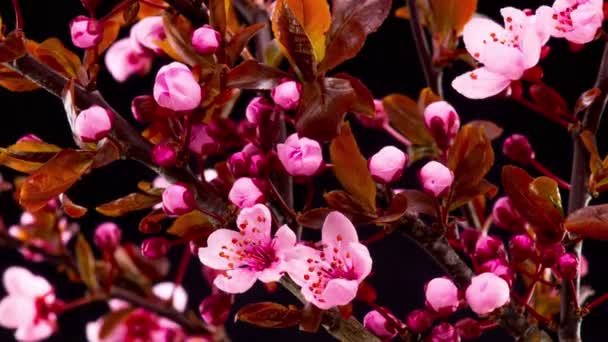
[
  {"x1": 271, "y1": 80, "x2": 301, "y2": 110},
  {"x1": 492, "y1": 197, "x2": 526, "y2": 233},
  {"x1": 192, "y1": 25, "x2": 222, "y2": 55},
  {"x1": 423, "y1": 101, "x2": 460, "y2": 150},
  {"x1": 199, "y1": 293, "x2": 232, "y2": 325},
  {"x1": 455, "y1": 318, "x2": 481, "y2": 340},
  {"x1": 277, "y1": 133, "x2": 324, "y2": 177},
  {"x1": 141, "y1": 237, "x2": 170, "y2": 259},
  {"x1": 557, "y1": 253, "x2": 578, "y2": 280},
  {"x1": 70, "y1": 16, "x2": 103, "y2": 49},
  {"x1": 368, "y1": 146, "x2": 407, "y2": 183},
  {"x1": 17, "y1": 134, "x2": 43, "y2": 143},
  {"x1": 479, "y1": 259, "x2": 513, "y2": 286},
  {"x1": 509, "y1": 234, "x2": 535, "y2": 263},
  {"x1": 245, "y1": 96, "x2": 274, "y2": 124},
  {"x1": 363, "y1": 310, "x2": 398, "y2": 340},
  {"x1": 162, "y1": 184, "x2": 196, "y2": 216},
  {"x1": 151, "y1": 143, "x2": 178, "y2": 168},
  {"x1": 474, "y1": 236, "x2": 506, "y2": 263},
  {"x1": 189, "y1": 124, "x2": 219, "y2": 155},
  {"x1": 460, "y1": 228, "x2": 480, "y2": 254},
  {"x1": 130, "y1": 16, "x2": 165, "y2": 54},
  {"x1": 356, "y1": 99, "x2": 388, "y2": 129},
  {"x1": 405, "y1": 309, "x2": 433, "y2": 334},
  {"x1": 503, "y1": 134, "x2": 535, "y2": 165},
  {"x1": 94, "y1": 222, "x2": 122, "y2": 252},
  {"x1": 228, "y1": 152, "x2": 250, "y2": 178},
  {"x1": 153, "y1": 62, "x2": 202, "y2": 112},
  {"x1": 419, "y1": 161, "x2": 454, "y2": 198},
  {"x1": 540, "y1": 243, "x2": 565, "y2": 268},
  {"x1": 249, "y1": 153, "x2": 269, "y2": 177},
  {"x1": 430, "y1": 322, "x2": 460, "y2": 342},
  {"x1": 74, "y1": 105, "x2": 114, "y2": 142}
]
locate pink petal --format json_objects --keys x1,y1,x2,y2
[
  {"x1": 153, "y1": 282, "x2": 188, "y2": 312},
  {"x1": 237, "y1": 204, "x2": 272, "y2": 240},
  {"x1": 272, "y1": 225, "x2": 297, "y2": 254},
  {"x1": 257, "y1": 267, "x2": 283, "y2": 283},
  {"x1": 462, "y1": 17, "x2": 506, "y2": 63},
  {"x1": 451, "y1": 67, "x2": 511, "y2": 99},
  {"x1": 85, "y1": 320, "x2": 101, "y2": 342},
  {"x1": 322, "y1": 211, "x2": 359, "y2": 245},
  {"x1": 535, "y1": 6, "x2": 555, "y2": 45},
  {"x1": 15, "y1": 319, "x2": 54, "y2": 342},
  {"x1": 317, "y1": 278, "x2": 359, "y2": 310},
  {"x1": 198, "y1": 229, "x2": 244, "y2": 270},
  {"x1": 480, "y1": 42, "x2": 525, "y2": 80},
  {"x1": 3, "y1": 267, "x2": 51, "y2": 298},
  {"x1": 108, "y1": 299, "x2": 129, "y2": 311},
  {"x1": 344, "y1": 242, "x2": 373, "y2": 282},
  {"x1": 283, "y1": 245, "x2": 322, "y2": 287},
  {"x1": 520, "y1": 23, "x2": 542, "y2": 69},
  {"x1": 0, "y1": 296, "x2": 35, "y2": 329},
  {"x1": 213, "y1": 268, "x2": 257, "y2": 294}
]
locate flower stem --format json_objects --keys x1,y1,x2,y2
[
  {"x1": 530, "y1": 159, "x2": 571, "y2": 190},
  {"x1": 513, "y1": 97, "x2": 574, "y2": 129},
  {"x1": 582, "y1": 292, "x2": 608, "y2": 314},
  {"x1": 383, "y1": 124, "x2": 412, "y2": 147},
  {"x1": 11, "y1": 0, "x2": 23, "y2": 31}
]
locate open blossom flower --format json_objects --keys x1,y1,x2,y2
[
  {"x1": 465, "y1": 272, "x2": 510, "y2": 315},
  {"x1": 228, "y1": 177, "x2": 265, "y2": 208},
  {"x1": 0, "y1": 267, "x2": 57, "y2": 341},
  {"x1": 284, "y1": 212, "x2": 372, "y2": 310},
  {"x1": 153, "y1": 62, "x2": 202, "y2": 112},
  {"x1": 70, "y1": 16, "x2": 102, "y2": 48},
  {"x1": 548, "y1": 0, "x2": 603, "y2": 44},
  {"x1": 105, "y1": 38, "x2": 153, "y2": 82},
  {"x1": 198, "y1": 204, "x2": 296, "y2": 293},
  {"x1": 425, "y1": 277, "x2": 459, "y2": 313},
  {"x1": 368, "y1": 146, "x2": 407, "y2": 183},
  {"x1": 130, "y1": 16, "x2": 165, "y2": 54},
  {"x1": 452, "y1": 6, "x2": 553, "y2": 99},
  {"x1": 277, "y1": 133, "x2": 323, "y2": 177},
  {"x1": 86, "y1": 283, "x2": 188, "y2": 342}
]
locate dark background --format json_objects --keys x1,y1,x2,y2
[{"x1": 0, "y1": 0, "x2": 607, "y2": 341}]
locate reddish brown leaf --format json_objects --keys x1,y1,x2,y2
[
  {"x1": 236, "y1": 302, "x2": 302, "y2": 328},
  {"x1": 0, "y1": 140, "x2": 62, "y2": 173},
  {"x1": 468, "y1": 120, "x2": 503, "y2": 140},
  {"x1": 574, "y1": 88, "x2": 601, "y2": 114},
  {"x1": 324, "y1": 190, "x2": 377, "y2": 223},
  {"x1": 502, "y1": 166, "x2": 564, "y2": 244},
  {"x1": 99, "y1": 308, "x2": 135, "y2": 339},
  {"x1": 20, "y1": 150, "x2": 94, "y2": 211},
  {"x1": 449, "y1": 179, "x2": 497, "y2": 211},
  {"x1": 296, "y1": 77, "x2": 356, "y2": 141},
  {"x1": 0, "y1": 66, "x2": 39, "y2": 91},
  {"x1": 123, "y1": 0, "x2": 140, "y2": 25},
  {"x1": 319, "y1": 0, "x2": 392, "y2": 72},
  {"x1": 76, "y1": 234, "x2": 99, "y2": 290},
  {"x1": 334, "y1": 73, "x2": 375, "y2": 117},
  {"x1": 329, "y1": 123, "x2": 376, "y2": 212},
  {"x1": 530, "y1": 177, "x2": 563, "y2": 215},
  {"x1": 374, "y1": 192, "x2": 408, "y2": 224},
  {"x1": 60, "y1": 193, "x2": 88, "y2": 218},
  {"x1": 209, "y1": 0, "x2": 227, "y2": 37},
  {"x1": 529, "y1": 83, "x2": 570, "y2": 117},
  {"x1": 139, "y1": 209, "x2": 167, "y2": 233},
  {"x1": 565, "y1": 204, "x2": 608, "y2": 240},
  {"x1": 429, "y1": 0, "x2": 477, "y2": 36},
  {"x1": 96, "y1": 192, "x2": 161, "y2": 217},
  {"x1": 296, "y1": 208, "x2": 332, "y2": 229},
  {"x1": 167, "y1": 211, "x2": 214, "y2": 239},
  {"x1": 162, "y1": 12, "x2": 215, "y2": 71},
  {"x1": 299, "y1": 303, "x2": 322, "y2": 333},
  {"x1": 226, "y1": 60, "x2": 291, "y2": 89},
  {"x1": 399, "y1": 189, "x2": 438, "y2": 217},
  {"x1": 383, "y1": 94, "x2": 434, "y2": 145},
  {"x1": 0, "y1": 30, "x2": 26, "y2": 63},
  {"x1": 226, "y1": 23, "x2": 266, "y2": 65},
  {"x1": 33, "y1": 38, "x2": 82, "y2": 79}
]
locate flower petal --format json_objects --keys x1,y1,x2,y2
[
  {"x1": 153, "y1": 282, "x2": 188, "y2": 312},
  {"x1": 0, "y1": 296, "x2": 35, "y2": 329},
  {"x1": 344, "y1": 242, "x2": 373, "y2": 282},
  {"x1": 15, "y1": 319, "x2": 54, "y2": 342},
  {"x1": 322, "y1": 211, "x2": 358, "y2": 245},
  {"x1": 198, "y1": 229, "x2": 244, "y2": 270},
  {"x1": 236, "y1": 204, "x2": 272, "y2": 241},
  {"x1": 317, "y1": 278, "x2": 359, "y2": 309},
  {"x1": 3, "y1": 267, "x2": 51, "y2": 298},
  {"x1": 257, "y1": 268, "x2": 283, "y2": 283},
  {"x1": 462, "y1": 17, "x2": 506, "y2": 63},
  {"x1": 479, "y1": 42, "x2": 525, "y2": 80},
  {"x1": 451, "y1": 67, "x2": 511, "y2": 99},
  {"x1": 213, "y1": 269, "x2": 257, "y2": 294},
  {"x1": 283, "y1": 245, "x2": 322, "y2": 287},
  {"x1": 273, "y1": 225, "x2": 297, "y2": 255}
]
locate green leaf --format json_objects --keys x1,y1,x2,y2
[
  {"x1": 96, "y1": 192, "x2": 161, "y2": 217},
  {"x1": 76, "y1": 234, "x2": 99, "y2": 291},
  {"x1": 236, "y1": 302, "x2": 302, "y2": 328}
]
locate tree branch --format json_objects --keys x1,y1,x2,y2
[
  {"x1": 560, "y1": 43, "x2": 608, "y2": 342},
  {"x1": 406, "y1": 0, "x2": 438, "y2": 93}
]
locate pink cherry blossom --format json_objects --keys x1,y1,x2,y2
[
  {"x1": 271, "y1": 80, "x2": 302, "y2": 110},
  {"x1": 245, "y1": 96, "x2": 274, "y2": 124},
  {"x1": 162, "y1": 184, "x2": 196, "y2": 216},
  {"x1": 198, "y1": 204, "x2": 296, "y2": 293},
  {"x1": 86, "y1": 283, "x2": 188, "y2": 342},
  {"x1": 425, "y1": 277, "x2": 459, "y2": 313},
  {"x1": 548, "y1": 0, "x2": 603, "y2": 44},
  {"x1": 284, "y1": 211, "x2": 372, "y2": 310},
  {"x1": 192, "y1": 25, "x2": 222, "y2": 55},
  {"x1": 452, "y1": 6, "x2": 553, "y2": 99},
  {"x1": 74, "y1": 105, "x2": 114, "y2": 142},
  {"x1": 153, "y1": 62, "x2": 202, "y2": 112},
  {"x1": 0, "y1": 267, "x2": 57, "y2": 341},
  {"x1": 228, "y1": 177, "x2": 265, "y2": 208},
  {"x1": 419, "y1": 161, "x2": 454, "y2": 197},
  {"x1": 70, "y1": 16, "x2": 102, "y2": 49},
  {"x1": 368, "y1": 146, "x2": 407, "y2": 183},
  {"x1": 104, "y1": 38, "x2": 153, "y2": 83},
  {"x1": 130, "y1": 16, "x2": 166, "y2": 54},
  {"x1": 277, "y1": 133, "x2": 324, "y2": 177},
  {"x1": 465, "y1": 272, "x2": 510, "y2": 315}
]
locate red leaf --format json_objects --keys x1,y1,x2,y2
[
  {"x1": 226, "y1": 60, "x2": 291, "y2": 89},
  {"x1": 236, "y1": 302, "x2": 302, "y2": 328},
  {"x1": 565, "y1": 204, "x2": 608, "y2": 240}
]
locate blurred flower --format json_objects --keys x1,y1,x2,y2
[
  {"x1": 130, "y1": 16, "x2": 165, "y2": 54},
  {"x1": 153, "y1": 62, "x2": 202, "y2": 112},
  {"x1": 105, "y1": 38, "x2": 153, "y2": 82},
  {"x1": 70, "y1": 16, "x2": 102, "y2": 48}
]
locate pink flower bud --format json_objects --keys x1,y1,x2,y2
[
  {"x1": 271, "y1": 80, "x2": 301, "y2": 110},
  {"x1": 465, "y1": 272, "x2": 510, "y2": 315},
  {"x1": 363, "y1": 310, "x2": 398, "y2": 340},
  {"x1": 405, "y1": 309, "x2": 433, "y2": 333},
  {"x1": 153, "y1": 62, "x2": 202, "y2": 112},
  {"x1": 105, "y1": 38, "x2": 153, "y2": 83},
  {"x1": 474, "y1": 236, "x2": 506, "y2": 263},
  {"x1": 503, "y1": 134, "x2": 535, "y2": 165},
  {"x1": 556, "y1": 253, "x2": 578, "y2": 280},
  {"x1": 199, "y1": 293, "x2": 232, "y2": 325},
  {"x1": 74, "y1": 105, "x2": 114, "y2": 142},
  {"x1": 228, "y1": 177, "x2": 265, "y2": 208},
  {"x1": 430, "y1": 322, "x2": 460, "y2": 342},
  {"x1": 246, "y1": 96, "x2": 274, "y2": 124},
  {"x1": 228, "y1": 152, "x2": 250, "y2": 178},
  {"x1": 17, "y1": 134, "x2": 43, "y2": 143},
  {"x1": 368, "y1": 146, "x2": 407, "y2": 183},
  {"x1": 93, "y1": 222, "x2": 122, "y2": 251},
  {"x1": 70, "y1": 16, "x2": 102, "y2": 48},
  {"x1": 460, "y1": 228, "x2": 480, "y2": 254},
  {"x1": 479, "y1": 259, "x2": 513, "y2": 286},
  {"x1": 492, "y1": 197, "x2": 526, "y2": 233},
  {"x1": 141, "y1": 237, "x2": 170, "y2": 259},
  {"x1": 189, "y1": 124, "x2": 219, "y2": 155},
  {"x1": 509, "y1": 234, "x2": 535, "y2": 263},
  {"x1": 151, "y1": 143, "x2": 178, "y2": 167},
  {"x1": 356, "y1": 99, "x2": 388, "y2": 129},
  {"x1": 423, "y1": 101, "x2": 460, "y2": 149},
  {"x1": 425, "y1": 277, "x2": 459, "y2": 313},
  {"x1": 162, "y1": 184, "x2": 195, "y2": 216},
  {"x1": 277, "y1": 133, "x2": 323, "y2": 177},
  {"x1": 419, "y1": 161, "x2": 454, "y2": 197},
  {"x1": 192, "y1": 25, "x2": 221, "y2": 54},
  {"x1": 130, "y1": 16, "x2": 165, "y2": 54},
  {"x1": 540, "y1": 243, "x2": 565, "y2": 267},
  {"x1": 455, "y1": 318, "x2": 481, "y2": 340}
]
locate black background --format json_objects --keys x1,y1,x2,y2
[{"x1": 0, "y1": 0, "x2": 608, "y2": 341}]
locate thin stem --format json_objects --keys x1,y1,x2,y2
[
  {"x1": 406, "y1": 0, "x2": 437, "y2": 92},
  {"x1": 513, "y1": 97, "x2": 574, "y2": 129},
  {"x1": 530, "y1": 159, "x2": 571, "y2": 189},
  {"x1": 267, "y1": 178, "x2": 297, "y2": 222},
  {"x1": 11, "y1": 0, "x2": 23, "y2": 31},
  {"x1": 583, "y1": 292, "x2": 608, "y2": 313},
  {"x1": 59, "y1": 294, "x2": 105, "y2": 313},
  {"x1": 383, "y1": 123, "x2": 412, "y2": 147}
]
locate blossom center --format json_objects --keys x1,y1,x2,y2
[{"x1": 124, "y1": 309, "x2": 161, "y2": 341}]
